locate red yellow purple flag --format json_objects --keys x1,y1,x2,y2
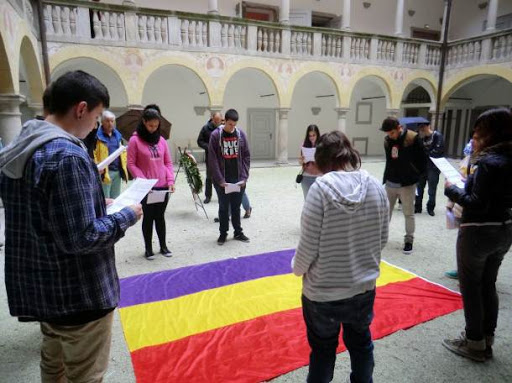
[{"x1": 119, "y1": 249, "x2": 462, "y2": 382}]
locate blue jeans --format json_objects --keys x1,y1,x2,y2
[
  {"x1": 102, "y1": 170, "x2": 122, "y2": 199},
  {"x1": 214, "y1": 183, "x2": 244, "y2": 235},
  {"x1": 301, "y1": 175, "x2": 318, "y2": 199},
  {"x1": 415, "y1": 166, "x2": 440, "y2": 211},
  {"x1": 302, "y1": 290, "x2": 375, "y2": 383}
]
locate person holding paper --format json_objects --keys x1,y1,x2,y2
[
  {"x1": 208, "y1": 109, "x2": 250, "y2": 245},
  {"x1": 127, "y1": 105, "x2": 175, "y2": 260},
  {"x1": 0, "y1": 71, "x2": 142, "y2": 383},
  {"x1": 197, "y1": 112, "x2": 223, "y2": 204},
  {"x1": 94, "y1": 110, "x2": 128, "y2": 199},
  {"x1": 442, "y1": 108, "x2": 512, "y2": 363},
  {"x1": 299, "y1": 124, "x2": 322, "y2": 199},
  {"x1": 381, "y1": 117, "x2": 428, "y2": 255}
]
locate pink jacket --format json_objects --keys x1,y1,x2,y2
[{"x1": 127, "y1": 133, "x2": 175, "y2": 188}]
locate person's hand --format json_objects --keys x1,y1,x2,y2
[
  {"x1": 299, "y1": 156, "x2": 304, "y2": 165},
  {"x1": 129, "y1": 204, "x2": 143, "y2": 221},
  {"x1": 105, "y1": 198, "x2": 115, "y2": 206},
  {"x1": 220, "y1": 183, "x2": 227, "y2": 188},
  {"x1": 445, "y1": 180, "x2": 453, "y2": 188},
  {"x1": 99, "y1": 168, "x2": 106, "y2": 175},
  {"x1": 238, "y1": 181, "x2": 246, "y2": 187},
  {"x1": 169, "y1": 184, "x2": 176, "y2": 193}
]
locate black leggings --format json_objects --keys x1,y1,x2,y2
[{"x1": 141, "y1": 191, "x2": 169, "y2": 251}]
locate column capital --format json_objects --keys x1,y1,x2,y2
[
  {"x1": 122, "y1": 0, "x2": 136, "y2": 7},
  {"x1": 126, "y1": 104, "x2": 144, "y2": 110},
  {"x1": 334, "y1": 107, "x2": 350, "y2": 116},
  {"x1": 0, "y1": 94, "x2": 26, "y2": 113},
  {"x1": 277, "y1": 108, "x2": 291, "y2": 119},
  {"x1": 208, "y1": 105, "x2": 223, "y2": 114},
  {"x1": 386, "y1": 109, "x2": 400, "y2": 117}
]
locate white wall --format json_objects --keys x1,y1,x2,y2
[
  {"x1": 449, "y1": 76, "x2": 512, "y2": 107},
  {"x1": 450, "y1": 0, "x2": 512, "y2": 40}
]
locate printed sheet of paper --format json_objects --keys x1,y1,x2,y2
[
  {"x1": 107, "y1": 178, "x2": 158, "y2": 214},
  {"x1": 225, "y1": 181, "x2": 245, "y2": 194},
  {"x1": 97, "y1": 145, "x2": 126, "y2": 172},
  {"x1": 146, "y1": 190, "x2": 169, "y2": 204},
  {"x1": 301, "y1": 147, "x2": 316, "y2": 163},
  {"x1": 430, "y1": 157, "x2": 465, "y2": 189}
]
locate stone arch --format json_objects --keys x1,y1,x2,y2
[
  {"x1": 399, "y1": 73, "x2": 437, "y2": 110},
  {"x1": 218, "y1": 60, "x2": 284, "y2": 108},
  {"x1": 0, "y1": 31, "x2": 15, "y2": 93},
  {"x1": 345, "y1": 68, "x2": 395, "y2": 109},
  {"x1": 19, "y1": 36, "x2": 44, "y2": 105},
  {"x1": 441, "y1": 65, "x2": 512, "y2": 109},
  {"x1": 138, "y1": 56, "x2": 213, "y2": 107},
  {"x1": 287, "y1": 64, "x2": 342, "y2": 108}
]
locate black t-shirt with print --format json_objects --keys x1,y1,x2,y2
[{"x1": 221, "y1": 129, "x2": 239, "y2": 183}]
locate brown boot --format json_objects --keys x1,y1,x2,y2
[{"x1": 442, "y1": 332, "x2": 486, "y2": 362}]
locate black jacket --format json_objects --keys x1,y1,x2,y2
[
  {"x1": 445, "y1": 141, "x2": 512, "y2": 224},
  {"x1": 383, "y1": 128, "x2": 428, "y2": 186},
  {"x1": 197, "y1": 119, "x2": 218, "y2": 153},
  {"x1": 422, "y1": 130, "x2": 445, "y2": 171}
]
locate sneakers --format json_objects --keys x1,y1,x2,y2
[
  {"x1": 204, "y1": 196, "x2": 211, "y2": 204},
  {"x1": 403, "y1": 242, "x2": 413, "y2": 254},
  {"x1": 445, "y1": 270, "x2": 458, "y2": 279},
  {"x1": 145, "y1": 250, "x2": 156, "y2": 260},
  {"x1": 160, "y1": 246, "x2": 173, "y2": 257},
  {"x1": 234, "y1": 233, "x2": 250, "y2": 243},
  {"x1": 217, "y1": 233, "x2": 227, "y2": 245},
  {"x1": 243, "y1": 207, "x2": 252, "y2": 219},
  {"x1": 442, "y1": 332, "x2": 486, "y2": 362}
]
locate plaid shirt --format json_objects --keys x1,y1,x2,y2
[{"x1": 0, "y1": 138, "x2": 137, "y2": 320}]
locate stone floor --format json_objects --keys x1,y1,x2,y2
[{"x1": 1, "y1": 159, "x2": 511, "y2": 382}]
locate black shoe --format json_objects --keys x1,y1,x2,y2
[
  {"x1": 414, "y1": 206, "x2": 422, "y2": 214},
  {"x1": 214, "y1": 217, "x2": 220, "y2": 223},
  {"x1": 243, "y1": 207, "x2": 252, "y2": 219},
  {"x1": 217, "y1": 233, "x2": 227, "y2": 245},
  {"x1": 160, "y1": 246, "x2": 173, "y2": 257},
  {"x1": 403, "y1": 242, "x2": 413, "y2": 254},
  {"x1": 234, "y1": 233, "x2": 250, "y2": 243},
  {"x1": 204, "y1": 197, "x2": 211, "y2": 204},
  {"x1": 427, "y1": 208, "x2": 435, "y2": 216},
  {"x1": 145, "y1": 250, "x2": 156, "y2": 260}
]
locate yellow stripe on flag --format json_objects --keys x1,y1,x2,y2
[{"x1": 120, "y1": 261, "x2": 415, "y2": 352}]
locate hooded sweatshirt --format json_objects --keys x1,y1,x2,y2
[
  {"x1": 0, "y1": 119, "x2": 85, "y2": 178},
  {"x1": 293, "y1": 170, "x2": 389, "y2": 302}
]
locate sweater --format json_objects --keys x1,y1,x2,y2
[{"x1": 293, "y1": 170, "x2": 389, "y2": 302}]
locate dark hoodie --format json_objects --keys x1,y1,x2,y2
[
  {"x1": 197, "y1": 119, "x2": 218, "y2": 152},
  {"x1": 445, "y1": 141, "x2": 512, "y2": 224}
]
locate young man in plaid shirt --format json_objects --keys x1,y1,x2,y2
[{"x1": 0, "y1": 71, "x2": 142, "y2": 382}]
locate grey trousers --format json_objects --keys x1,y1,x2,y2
[{"x1": 386, "y1": 184, "x2": 416, "y2": 244}]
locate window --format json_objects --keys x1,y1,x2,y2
[
  {"x1": 483, "y1": 13, "x2": 512, "y2": 31},
  {"x1": 411, "y1": 27, "x2": 441, "y2": 41},
  {"x1": 311, "y1": 12, "x2": 340, "y2": 28},
  {"x1": 241, "y1": 2, "x2": 278, "y2": 22}
]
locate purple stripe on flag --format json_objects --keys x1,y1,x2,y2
[{"x1": 119, "y1": 249, "x2": 295, "y2": 308}]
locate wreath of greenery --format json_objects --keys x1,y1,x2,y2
[{"x1": 180, "y1": 152, "x2": 203, "y2": 194}]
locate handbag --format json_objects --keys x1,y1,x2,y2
[{"x1": 296, "y1": 169, "x2": 304, "y2": 184}]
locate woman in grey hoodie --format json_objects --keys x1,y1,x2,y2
[{"x1": 293, "y1": 131, "x2": 389, "y2": 383}]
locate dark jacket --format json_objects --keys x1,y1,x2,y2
[
  {"x1": 422, "y1": 130, "x2": 445, "y2": 171},
  {"x1": 208, "y1": 126, "x2": 250, "y2": 185},
  {"x1": 383, "y1": 128, "x2": 428, "y2": 186},
  {"x1": 197, "y1": 119, "x2": 218, "y2": 152},
  {"x1": 445, "y1": 141, "x2": 512, "y2": 224}
]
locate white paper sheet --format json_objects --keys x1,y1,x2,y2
[
  {"x1": 301, "y1": 147, "x2": 316, "y2": 163},
  {"x1": 225, "y1": 181, "x2": 245, "y2": 194},
  {"x1": 97, "y1": 145, "x2": 126, "y2": 172},
  {"x1": 146, "y1": 190, "x2": 169, "y2": 204},
  {"x1": 430, "y1": 157, "x2": 465, "y2": 189},
  {"x1": 106, "y1": 178, "x2": 158, "y2": 214}
]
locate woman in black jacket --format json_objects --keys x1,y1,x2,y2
[{"x1": 442, "y1": 108, "x2": 512, "y2": 362}]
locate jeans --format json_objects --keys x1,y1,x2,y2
[
  {"x1": 301, "y1": 175, "x2": 318, "y2": 199},
  {"x1": 457, "y1": 223, "x2": 512, "y2": 341},
  {"x1": 102, "y1": 170, "x2": 122, "y2": 199},
  {"x1": 415, "y1": 166, "x2": 440, "y2": 211},
  {"x1": 302, "y1": 290, "x2": 376, "y2": 383},
  {"x1": 214, "y1": 183, "x2": 244, "y2": 235},
  {"x1": 242, "y1": 193, "x2": 251, "y2": 211},
  {"x1": 141, "y1": 189, "x2": 170, "y2": 251},
  {"x1": 386, "y1": 184, "x2": 415, "y2": 243},
  {"x1": 204, "y1": 153, "x2": 212, "y2": 199}
]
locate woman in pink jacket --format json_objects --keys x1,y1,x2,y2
[{"x1": 128, "y1": 105, "x2": 175, "y2": 260}]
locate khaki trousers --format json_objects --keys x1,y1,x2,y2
[
  {"x1": 40, "y1": 311, "x2": 114, "y2": 383},
  {"x1": 386, "y1": 184, "x2": 416, "y2": 244}
]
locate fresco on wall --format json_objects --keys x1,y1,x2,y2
[{"x1": 205, "y1": 56, "x2": 225, "y2": 77}]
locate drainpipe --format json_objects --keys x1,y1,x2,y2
[
  {"x1": 434, "y1": 0, "x2": 452, "y2": 130},
  {"x1": 36, "y1": 0, "x2": 51, "y2": 86}
]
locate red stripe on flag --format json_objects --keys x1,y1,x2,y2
[{"x1": 130, "y1": 277, "x2": 462, "y2": 383}]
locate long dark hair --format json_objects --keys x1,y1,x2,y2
[
  {"x1": 302, "y1": 124, "x2": 320, "y2": 148},
  {"x1": 136, "y1": 105, "x2": 161, "y2": 145},
  {"x1": 473, "y1": 108, "x2": 512, "y2": 150},
  {"x1": 315, "y1": 131, "x2": 361, "y2": 173}
]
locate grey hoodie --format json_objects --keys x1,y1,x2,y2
[
  {"x1": 0, "y1": 119, "x2": 85, "y2": 179},
  {"x1": 293, "y1": 170, "x2": 389, "y2": 302}
]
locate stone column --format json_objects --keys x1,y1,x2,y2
[
  {"x1": 335, "y1": 108, "x2": 350, "y2": 133},
  {"x1": 0, "y1": 94, "x2": 26, "y2": 145},
  {"x1": 387, "y1": 108, "x2": 400, "y2": 118},
  {"x1": 208, "y1": 0, "x2": 219, "y2": 15},
  {"x1": 430, "y1": 110, "x2": 445, "y2": 132},
  {"x1": 277, "y1": 108, "x2": 290, "y2": 164},
  {"x1": 122, "y1": 0, "x2": 136, "y2": 5},
  {"x1": 394, "y1": 0, "x2": 405, "y2": 37},
  {"x1": 208, "y1": 105, "x2": 223, "y2": 115},
  {"x1": 342, "y1": 0, "x2": 351, "y2": 31},
  {"x1": 486, "y1": 0, "x2": 499, "y2": 32},
  {"x1": 280, "y1": 0, "x2": 290, "y2": 24}
]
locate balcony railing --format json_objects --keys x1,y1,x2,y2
[{"x1": 41, "y1": 0, "x2": 512, "y2": 70}]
